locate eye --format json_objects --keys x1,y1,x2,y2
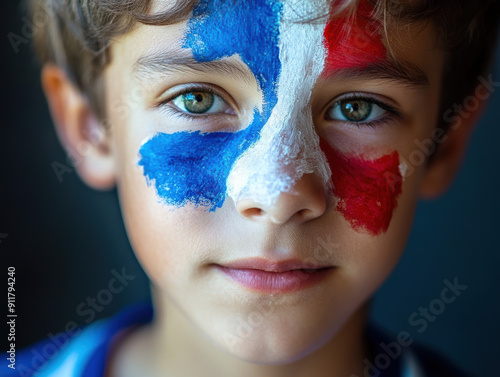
[
  {"x1": 172, "y1": 91, "x2": 231, "y2": 115},
  {"x1": 326, "y1": 98, "x2": 387, "y2": 123}
]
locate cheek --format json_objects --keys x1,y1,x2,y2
[
  {"x1": 117, "y1": 161, "x2": 213, "y2": 288},
  {"x1": 320, "y1": 139, "x2": 403, "y2": 236}
]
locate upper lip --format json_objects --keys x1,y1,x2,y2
[{"x1": 217, "y1": 258, "x2": 331, "y2": 272}]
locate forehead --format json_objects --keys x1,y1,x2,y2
[
  {"x1": 158, "y1": 0, "x2": 379, "y2": 59},
  {"x1": 121, "y1": 1, "x2": 440, "y2": 78}
]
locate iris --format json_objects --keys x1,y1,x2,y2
[{"x1": 341, "y1": 100, "x2": 373, "y2": 122}]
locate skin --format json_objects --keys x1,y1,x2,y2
[{"x1": 41, "y1": 1, "x2": 485, "y2": 376}]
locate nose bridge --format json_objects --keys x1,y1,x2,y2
[
  {"x1": 226, "y1": 9, "x2": 331, "y2": 207},
  {"x1": 228, "y1": 106, "x2": 330, "y2": 205}
]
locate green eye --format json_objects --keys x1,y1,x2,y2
[
  {"x1": 340, "y1": 100, "x2": 372, "y2": 121},
  {"x1": 171, "y1": 90, "x2": 232, "y2": 115},
  {"x1": 175, "y1": 91, "x2": 215, "y2": 114},
  {"x1": 327, "y1": 98, "x2": 386, "y2": 123}
]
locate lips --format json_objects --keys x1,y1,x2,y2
[{"x1": 215, "y1": 258, "x2": 334, "y2": 293}]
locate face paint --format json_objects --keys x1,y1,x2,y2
[
  {"x1": 226, "y1": 0, "x2": 331, "y2": 206},
  {"x1": 318, "y1": 1, "x2": 402, "y2": 235},
  {"x1": 138, "y1": 0, "x2": 282, "y2": 211},
  {"x1": 138, "y1": 0, "x2": 401, "y2": 235},
  {"x1": 320, "y1": 140, "x2": 403, "y2": 235},
  {"x1": 323, "y1": 0, "x2": 386, "y2": 73}
]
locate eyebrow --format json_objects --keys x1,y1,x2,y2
[
  {"x1": 324, "y1": 59, "x2": 430, "y2": 88},
  {"x1": 134, "y1": 50, "x2": 429, "y2": 89},
  {"x1": 133, "y1": 51, "x2": 255, "y2": 85}
]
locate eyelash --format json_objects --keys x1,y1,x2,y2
[{"x1": 326, "y1": 93, "x2": 401, "y2": 129}]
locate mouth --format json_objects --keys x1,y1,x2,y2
[{"x1": 214, "y1": 258, "x2": 334, "y2": 294}]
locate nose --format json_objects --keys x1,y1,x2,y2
[{"x1": 234, "y1": 173, "x2": 327, "y2": 225}]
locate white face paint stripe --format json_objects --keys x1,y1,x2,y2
[{"x1": 227, "y1": 0, "x2": 332, "y2": 207}]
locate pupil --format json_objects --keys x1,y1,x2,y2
[{"x1": 341, "y1": 100, "x2": 372, "y2": 122}]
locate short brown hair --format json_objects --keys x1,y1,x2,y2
[{"x1": 29, "y1": 0, "x2": 500, "y2": 125}]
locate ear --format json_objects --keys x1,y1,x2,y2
[
  {"x1": 41, "y1": 64, "x2": 115, "y2": 190},
  {"x1": 420, "y1": 83, "x2": 489, "y2": 199}
]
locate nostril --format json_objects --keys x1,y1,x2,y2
[
  {"x1": 296, "y1": 208, "x2": 309, "y2": 219},
  {"x1": 235, "y1": 199, "x2": 267, "y2": 220},
  {"x1": 243, "y1": 208, "x2": 264, "y2": 218}
]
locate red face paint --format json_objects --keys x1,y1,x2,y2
[
  {"x1": 323, "y1": 0, "x2": 386, "y2": 73},
  {"x1": 320, "y1": 1, "x2": 399, "y2": 234},
  {"x1": 320, "y1": 139, "x2": 403, "y2": 235}
]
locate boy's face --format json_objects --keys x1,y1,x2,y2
[{"x1": 104, "y1": 0, "x2": 444, "y2": 363}]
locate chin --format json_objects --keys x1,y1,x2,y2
[
  {"x1": 211, "y1": 324, "x2": 333, "y2": 366},
  {"x1": 226, "y1": 344, "x2": 313, "y2": 366}
]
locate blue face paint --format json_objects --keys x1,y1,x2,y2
[{"x1": 138, "y1": 0, "x2": 282, "y2": 210}]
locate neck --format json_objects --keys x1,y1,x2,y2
[{"x1": 111, "y1": 287, "x2": 371, "y2": 377}]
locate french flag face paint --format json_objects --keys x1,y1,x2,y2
[{"x1": 138, "y1": 0, "x2": 404, "y2": 235}]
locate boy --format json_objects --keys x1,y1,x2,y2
[{"x1": 7, "y1": 0, "x2": 500, "y2": 376}]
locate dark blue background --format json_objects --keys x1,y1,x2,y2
[
  {"x1": 2, "y1": 1, "x2": 499, "y2": 376},
  {"x1": 372, "y1": 45, "x2": 500, "y2": 376}
]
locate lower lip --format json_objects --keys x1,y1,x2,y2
[{"x1": 215, "y1": 266, "x2": 334, "y2": 293}]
